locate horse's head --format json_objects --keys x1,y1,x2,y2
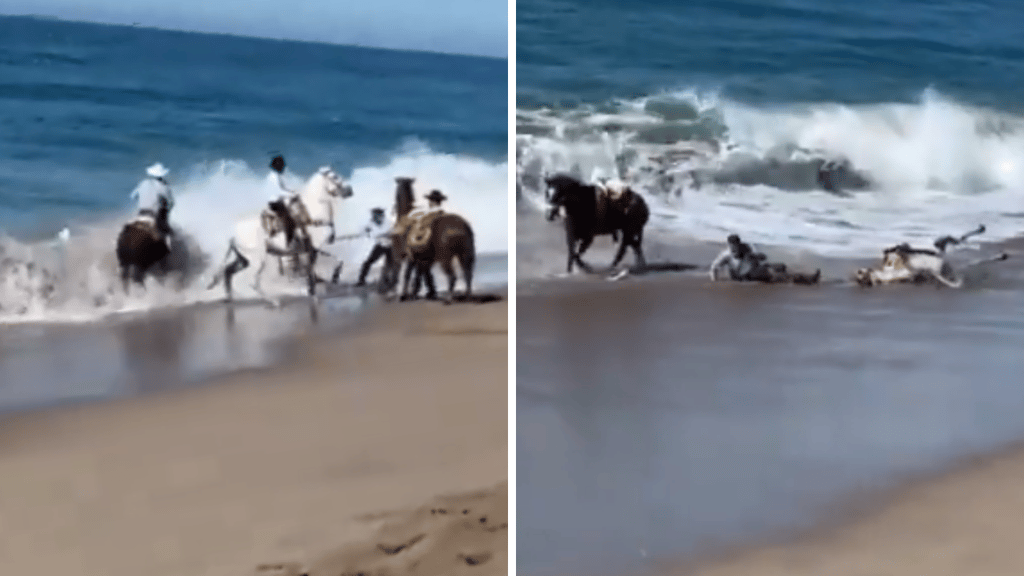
[
  {"x1": 544, "y1": 174, "x2": 570, "y2": 205},
  {"x1": 853, "y1": 268, "x2": 875, "y2": 287},
  {"x1": 317, "y1": 166, "x2": 353, "y2": 199},
  {"x1": 261, "y1": 210, "x2": 283, "y2": 236},
  {"x1": 542, "y1": 176, "x2": 564, "y2": 221}
]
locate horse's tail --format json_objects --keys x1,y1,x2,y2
[
  {"x1": 453, "y1": 216, "x2": 476, "y2": 295},
  {"x1": 461, "y1": 219, "x2": 476, "y2": 268}
]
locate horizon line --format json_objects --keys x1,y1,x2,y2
[{"x1": 1, "y1": 13, "x2": 508, "y2": 61}]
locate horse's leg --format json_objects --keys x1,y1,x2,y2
[
  {"x1": 564, "y1": 227, "x2": 577, "y2": 274},
  {"x1": 306, "y1": 248, "x2": 319, "y2": 298},
  {"x1": 223, "y1": 248, "x2": 249, "y2": 302},
  {"x1": 611, "y1": 230, "x2": 630, "y2": 268},
  {"x1": 132, "y1": 264, "x2": 147, "y2": 288},
  {"x1": 253, "y1": 253, "x2": 269, "y2": 298},
  {"x1": 631, "y1": 229, "x2": 647, "y2": 268},
  {"x1": 456, "y1": 246, "x2": 474, "y2": 298},
  {"x1": 575, "y1": 235, "x2": 595, "y2": 273},
  {"x1": 120, "y1": 265, "x2": 132, "y2": 295},
  {"x1": 440, "y1": 257, "x2": 457, "y2": 303}
]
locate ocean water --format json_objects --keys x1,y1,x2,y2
[
  {"x1": 0, "y1": 15, "x2": 507, "y2": 322},
  {"x1": 516, "y1": 0, "x2": 1024, "y2": 261}
]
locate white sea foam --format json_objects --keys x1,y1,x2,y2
[
  {"x1": 0, "y1": 141, "x2": 508, "y2": 324},
  {"x1": 517, "y1": 88, "x2": 1024, "y2": 258}
]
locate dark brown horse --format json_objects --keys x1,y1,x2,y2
[
  {"x1": 115, "y1": 196, "x2": 174, "y2": 291},
  {"x1": 544, "y1": 173, "x2": 650, "y2": 274},
  {"x1": 374, "y1": 176, "x2": 417, "y2": 293},
  {"x1": 375, "y1": 177, "x2": 475, "y2": 302},
  {"x1": 398, "y1": 211, "x2": 476, "y2": 302}
]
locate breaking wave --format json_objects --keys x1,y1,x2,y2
[
  {"x1": 517, "y1": 87, "x2": 1024, "y2": 257},
  {"x1": 0, "y1": 140, "x2": 508, "y2": 324}
]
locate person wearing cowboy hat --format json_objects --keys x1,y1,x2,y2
[
  {"x1": 130, "y1": 162, "x2": 175, "y2": 249},
  {"x1": 425, "y1": 189, "x2": 447, "y2": 213},
  {"x1": 356, "y1": 206, "x2": 395, "y2": 286}
]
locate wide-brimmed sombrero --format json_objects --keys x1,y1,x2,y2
[{"x1": 146, "y1": 163, "x2": 169, "y2": 179}]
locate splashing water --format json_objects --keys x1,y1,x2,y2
[
  {"x1": 517, "y1": 88, "x2": 1024, "y2": 257},
  {"x1": 0, "y1": 142, "x2": 508, "y2": 324}
]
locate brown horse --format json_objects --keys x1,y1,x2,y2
[
  {"x1": 375, "y1": 177, "x2": 475, "y2": 302},
  {"x1": 115, "y1": 195, "x2": 174, "y2": 292},
  {"x1": 396, "y1": 211, "x2": 476, "y2": 302}
]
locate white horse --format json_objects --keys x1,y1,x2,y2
[
  {"x1": 854, "y1": 225, "x2": 1009, "y2": 288},
  {"x1": 207, "y1": 166, "x2": 353, "y2": 303}
]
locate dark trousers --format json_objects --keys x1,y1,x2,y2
[{"x1": 358, "y1": 244, "x2": 392, "y2": 285}]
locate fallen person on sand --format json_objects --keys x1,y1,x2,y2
[
  {"x1": 709, "y1": 234, "x2": 821, "y2": 285},
  {"x1": 853, "y1": 225, "x2": 1009, "y2": 288}
]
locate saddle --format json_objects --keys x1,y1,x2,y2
[
  {"x1": 593, "y1": 184, "x2": 636, "y2": 233},
  {"x1": 131, "y1": 210, "x2": 167, "y2": 243},
  {"x1": 261, "y1": 198, "x2": 308, "y2": 247},
  {"x1": 394, "y1": 210, "x2": 444, "y2": 253},
  {"x1": 260, "y1": 209, "x2": 284, "y2": 237}
]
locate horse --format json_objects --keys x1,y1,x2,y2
[
  {"x1": 544, "y1": 173, "x2": 650, "y2": 274},
  {"x1": 390, "y1": 211, "x2": 476, "y2": 303},
  {"x1": 115, "y1": 195, "x2": 175, "y2": 292},
  {"x1": 853, "y1": 225, "x2": 1009, "y2": 288},
  {"x1": 207, "y1": 167, "x2": 353, "y2": 303}
]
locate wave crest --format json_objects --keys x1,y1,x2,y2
[
  {"x1": 517, "y1": 87, "x2": 1024, "y2": 256},
  {"x1": 0, "y1": 142, "x2": 507, "y2": 324}
]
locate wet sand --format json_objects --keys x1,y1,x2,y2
[
  {"x1": 0, "y1": 295, "x2": 508, "y2": 575},
  {"x1": 516, "y1": 208, "x2": 1024, "y2": 576},
  {"x1": 0, "y1": 251, "x2": 508, "y2": 414}
]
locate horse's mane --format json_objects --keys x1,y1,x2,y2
[
  {"x1": 546, "y1": 174, "x2": 601, "y2": 202},
  {"x1": 298, "y1": 171, "x2": 329, "y2": 198}
]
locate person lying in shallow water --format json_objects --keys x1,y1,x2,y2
[{"x1": 709, "y1": 234, "x2": 821, "y2": 285}]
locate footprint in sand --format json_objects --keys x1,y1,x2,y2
[{"x1": 259, "y1": 482, "x2": 508, "y2": 576}]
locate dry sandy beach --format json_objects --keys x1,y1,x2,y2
[{"x1": 0, "y1": 296, "x2": 508, "y2": 576}]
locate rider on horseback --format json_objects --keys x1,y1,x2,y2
[
  {"x1": 130, "y1": 162, "x2": 175, "y2": 251},
  {"x1": 265, "y1": 154, "x2": 305, "y2": 248}
]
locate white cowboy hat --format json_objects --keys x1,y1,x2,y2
[{"x1": 146, "y1": 163, "x2": 169, "y2": 178}]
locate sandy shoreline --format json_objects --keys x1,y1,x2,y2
[{"x1": 0, "y1": 295, "x2": 508, "y2": 575}]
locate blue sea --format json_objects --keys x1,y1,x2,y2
[
  {"x1": 517, "y1": 0, "x2": 1024, "y2": 261},
  {"x1": 0, "y1": 15, "x2": 507, "y2": 322}
]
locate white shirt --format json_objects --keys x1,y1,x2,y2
[
  {"x1": 131, "y1": 177, "x2": 173, "y2": 213},
  {"x1": 709, "y1": 246, "x2": 759, "y2": 281},
  {"x1": 266, "y1": 171, "x2": 298, "y2": 203},
  {"x1": 364, "y1": 217, "x2": 392, "y2": 247}
]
